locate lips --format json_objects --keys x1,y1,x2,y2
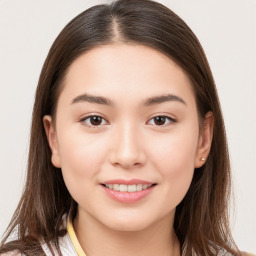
[
  {"x1": 103, "y1": 184, "x2": 154, "y2": 192},
  {"x1": 100, "y1": 179, "x2": 157, "y2": 203}
]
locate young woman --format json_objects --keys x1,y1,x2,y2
[{"x1": 0, "y1": 0, "x2": 253, "y2": 255}]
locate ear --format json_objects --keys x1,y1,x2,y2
[
  {"x1": 194, "y1": 112, "x2": 214, "y2": 168},
  {"x1": 43, "y1": 115, "x2": 61, "y2": 168}
]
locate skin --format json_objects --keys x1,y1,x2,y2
[{"x1": 44, "y1": 44, "x2": 213, "y2": 256}]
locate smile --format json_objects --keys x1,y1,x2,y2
[
  {"x1": 102, "y1": 184, "x2": 154, "y2": 192},
  {"x1": 101, "y1": 181, "x2": 157, "y2": 203}
]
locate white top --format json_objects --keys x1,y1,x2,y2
[
  {"x1": 1, "y1": 233, "x2": 77, "y2": 256},
  {"x1": 41, "y1": 232, "x2": 77, "y2": 256},
  {"x1": 41, "y1": 213, "x2": 81, "y2": 256},
  {"x1": 1, "y1": 214, "x2": 80, "y2": 256}
]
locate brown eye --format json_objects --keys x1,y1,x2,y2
[
  {"x1": 81, "y1": 115, "x2": 108, "y2": 127},
  {"x1": 90, "y1": 116, "x2": 102, "y2": 126},
  {"x1": 154, "y1": 116, "x2": 166, "y2": 125},
  {"x1": 147, "y1": 116, "x2": 176, "y2": 126}
]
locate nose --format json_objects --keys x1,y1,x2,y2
[{"x1": 109, "y1": 123, "x2": 146, "y2": 169}]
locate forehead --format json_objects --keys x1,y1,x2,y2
[{"x1": 59, "y1": 43, "x2": 195, "y2": 107}]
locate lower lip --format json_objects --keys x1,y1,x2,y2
[{"x1": 101, "y1": 185, "x2": 156, "y2": 203}]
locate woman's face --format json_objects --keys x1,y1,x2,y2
[{"x1": 44, "y1": 44, "x2": 212, "y2": 232}]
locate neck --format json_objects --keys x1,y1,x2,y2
[{"x1": 73, "y1": 209, "x2": 180, "y2": 256}]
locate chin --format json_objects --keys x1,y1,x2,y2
[{"x1": 100, "y1": 213, "x2": 158, "y2": 232}]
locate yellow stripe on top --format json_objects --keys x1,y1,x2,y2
[{"x1": 67, "y1": 214, "x2": 87, "y2": 256}]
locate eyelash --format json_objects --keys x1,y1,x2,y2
[
  {"x1": 80, "y1": 115, "x2": 176, "y2": 128},
  {"x1": 147, "y1": 116, "x2": 176, "y2": 126}
]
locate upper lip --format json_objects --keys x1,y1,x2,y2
[{"x1": 101, "y1": 179, "x2": 156, "y2": 185}]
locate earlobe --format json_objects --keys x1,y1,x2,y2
[
  {"x1": 43, "y1": 115, "x2": 61, "y2": 168},
  {"x1": 194, "y1": 112, "x2": 214, "y2": 168}
]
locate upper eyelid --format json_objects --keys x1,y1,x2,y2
[
  {"x1": 80, "y1": 115, "x2": 109, "y2": 123},
  {"x1": 80, "y1": 114, "x2": 176, "y2": 120},
  {"x1": 147, "y1": 114, "x2": 177, "y2": 122},
  {"x1": 80, "y1": 113, "x2": 108, "y2": 121}
]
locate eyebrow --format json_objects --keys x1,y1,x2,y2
[
  {"x1": 143, "y1": 94, "x2": 186, "y2": 106},
  {"x1": 71, "y1": 93, "x2": 186, "y2": 106},
  {"x1": 72, "y1": 94, "x2": 113, "y2": 105}
]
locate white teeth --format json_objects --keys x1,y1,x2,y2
[
  {"x1": 142, "y1": 184, "x2": 148, "y2": 189},
  {"x1": 105, "y1": 184, "x2": 153, "y2": 192},
  {"x1": 113, "y1": 184, "x2": 119, "y2": 191},
  {"x1": 128, "y1": 184, "x2": 136, "y2": 192},
  {"x1": 119, "y1": 184, "x2": 128, "y2": 192},
  {"x1": 136, "y1": 184, "x2": 143, "y2": 191}
]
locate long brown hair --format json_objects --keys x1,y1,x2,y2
[{"x1": 0, "y1": 0, "x2": 242, "y2": 255}]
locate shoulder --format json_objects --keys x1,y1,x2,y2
[
  {"x1": 41, "y1": 232, "x2": 77, "y2": 256},
  {"x1": 41, "y1": 213, "x2": 77, "y2": 256}
]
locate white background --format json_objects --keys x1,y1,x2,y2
[{"x1": 0, "y1": 0, "x2": 255, "y2": 253}]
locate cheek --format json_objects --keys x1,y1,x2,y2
[
  {"x1": 149, "y1": 126, "x2": 198, "y2": 200},
  {"x1": 151, "y1": 127, "x2": 198, "y2": 170},
  {"x1": 56, "y1": 128, "x2": 108, "y2": 195}
]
